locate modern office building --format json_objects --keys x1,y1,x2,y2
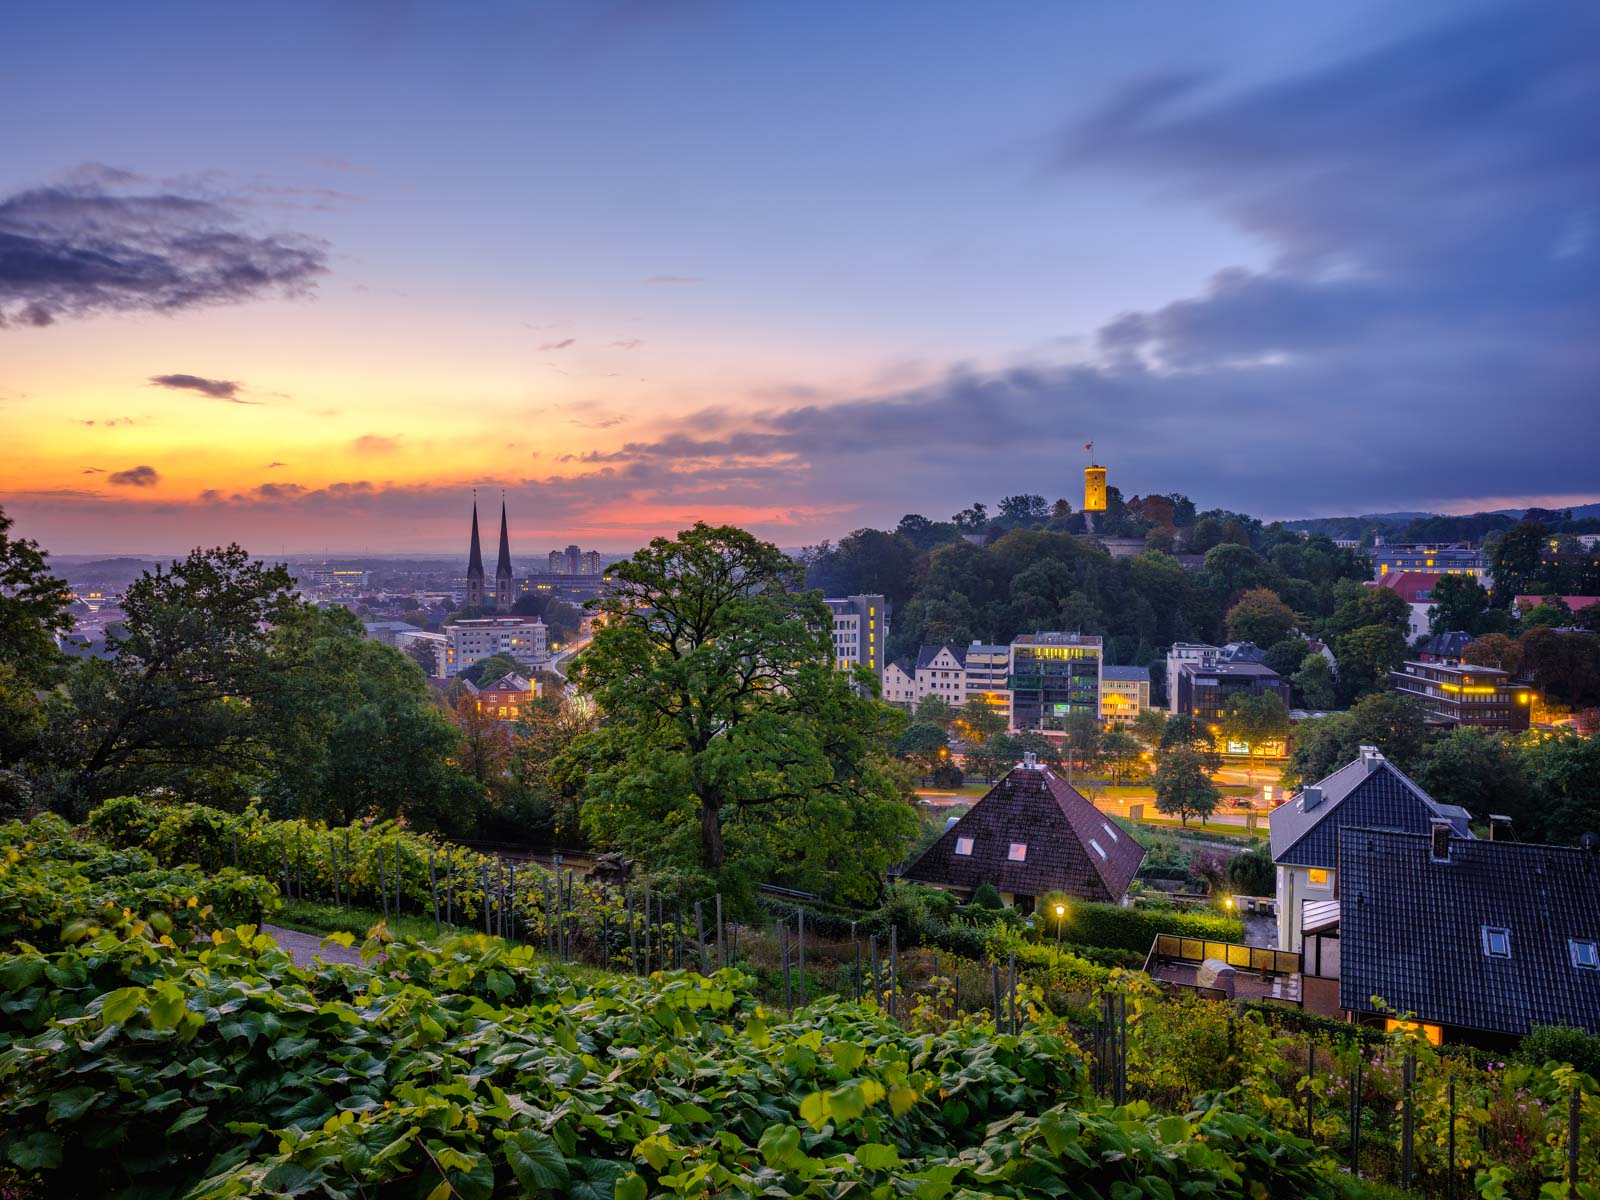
[
  {"x1": 1389, "y1": 660, "x2": 1532, "y2": 731},
  {"x1": 824, "y1": 594, "x2": 886, "y2": 686},
  {"x1": 1172, "y1": 650, "x2": 1291, "y2": 725},
  {"x1": 435, "y1": 615, "x2": 549, "y2": 678},
  {"x1": 1099, "y1": 665, "x2": 1151, "y2": 726},
  {"x1": 1369, "y1": 541, "x2": 1489, "y2": 582},
  {"x1": 963, "y1": 641, "x2": 1012, "y2": 724},
  {"x1": 1165, "y1": 643, "x2": 1217, "y2": 713},
  {"x1": 1008, "y1": 632, "x2": 1102, "y2": 736}
]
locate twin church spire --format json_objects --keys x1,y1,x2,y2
[{"x1": 465, "y1": 492, "x2": 515, "y2": 611}]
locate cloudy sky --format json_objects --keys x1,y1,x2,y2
[{"x1": 2, "y1": 2, "x2": 1596, "y2": 555}]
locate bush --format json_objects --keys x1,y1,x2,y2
[
  {"x1": 1057, "y1": 901, "x2": 1244, "y2": 954},
  {"x1": 929, "y1": 763, "x2": 965, "y2": 788},
  {"x1": 970, "y1": 883, "x2": 1003, "y2": 910},
  {"x1": 1518, "y1": 1025, "x2": 1600, "y2": 1076},
  {"x1": 1225, "y1": 843, "x2": 1275, "y2": 897}
]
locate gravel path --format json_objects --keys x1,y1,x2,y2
[{"x1": 262, "y1": 924, "x2": 367, "y2": 968}]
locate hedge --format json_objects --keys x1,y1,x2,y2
[{"x1": 1056, "y1": 901, "x2": 1244, "y2": 955}]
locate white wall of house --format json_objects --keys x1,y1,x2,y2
[{"x1": 1275, "y1": 863, "x2": 1337, "y2": 952}]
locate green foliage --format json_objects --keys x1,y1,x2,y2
[
  {"x1": 0, "y1": 506, "x2": 72, "y2": 688},
  {"x1": 569, "y1": 523, "x2": 916, "y2": 907},
  {"x1": 1282, "y1": 692, "x2": 1426, "y2": 790},
  {"x1": 1044, "y1": 899, "x2": 1243, "y2": 954},
  {"x1": 969, "y1": 883, "x2": 1002, "y2": 910},
  {"x1": 1291, "y1": 652, "x2": 1338, "y2": 710},
  {"x1": 458, "y1": 651, "x2": 522, "y2": 687},
  {"x1": 1428, "y1": 573, "x2": 1493, "y2": 636},
  {"x1": 1153, "y1": 746, "x2": 1221, "y2": 826},
  {"x1": 1225, "y1": 588, "x2": 1298, "y2": 648},
  {"x1": 1224, "y1": 842, "x2": 1275, "y2": 897},
  {"x1": 1517, "y1": 1025, "x2": 1600, "y2": 1077}
]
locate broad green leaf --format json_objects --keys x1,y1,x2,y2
[
  {"x1": 506, "y1": 1128, "x2": 570, "y2": 1192},
  {"x1": 6, "y1": 1131, "x2": 62, "y2": 1171},
  {"x1": 798, "y1": 1091, "x2": 828, "y2": 1132},
  {"x1": 856, "y1": 1143, "x2": 900, "y2": 1170},
  {"x1": 100, "y1": 986, "x2": 145, "y2": 1025},
  {"x1": 614, "y1": 1173, "x2": 647, "y2": 1200}
]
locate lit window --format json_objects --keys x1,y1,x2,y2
[
  {"x1": 954, "y1": 837, "x2": 974, "y2": 856},
  {"x1": 1572, "y1": 940, "x2": 1600, "y2": 970},
  {"x1": 1089, "y1": 839, "x2": 1107, "y2": 860},
  {"x1": 1008, "y1": 843, "x2": 1027, "y2": 862},
  {"x1": 1101, "y1": 821, "x2": 1119, "y2": 843},
  {"x1": 1308, "y1": 869, "x2": 1329, "y2": 886},
  {"x1": 1481, "y1": 927, "x2": 1512, "y2": 959}
]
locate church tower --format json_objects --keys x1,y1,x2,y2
[
  {"x1": 495, "y1": 497, "x2": 514, "y2": 611},
  {"x1": 465, "y1": 495, "x2": 485, "y2": 610}
]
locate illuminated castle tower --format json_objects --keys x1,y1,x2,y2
[{"x1": 1083, "y1": 443, "x2": 1106, "y2": 532}]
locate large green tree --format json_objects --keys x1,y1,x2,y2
[
  {"x1": 567, "y1": 523, "x2": 915, "y2": 904},
  {"x1": 0, "y1": 506, "x2": 71, "y2": 686},
  {"x1": 1428, "y1": 574, "x2": 1492, "y2": 636},
  {"x1": 1281, "y1": 692, "x2": 1426, "y2": 789},
  {"x1": 1225, "y1": 588, "x2": 1298, "y2": 648},
  {"x1": 1290, "y1": 653, "x2": 1338, "y2": 710},
  {"x1": 1219, "y1": 691, "x2": 1290, "y2": 779},
  {"x1": 1153, "y1": 746, "x2": 1220, "y2": 826}
]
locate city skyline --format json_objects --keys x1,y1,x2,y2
[{"x1": 4, "y1": 2, "x2": 1598, "y2": 555}]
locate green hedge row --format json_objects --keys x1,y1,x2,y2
[{"x1": 1056, "y1": 901, "x2": 1243, "y2": 954}]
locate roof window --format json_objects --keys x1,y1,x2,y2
[
  {"x1": 1481, "y1": 926, "x2": 1512, "y2": 959},
  {"x1": 1089, "y1": 839, "x2": 1108, "y2": 860},
  {"x1": 1101, "y1": 822, "x2": 1119, "y2": 843},
  {"x1": 954, "y1": 836, "x2": 974, "y2": 857},
  {"x1": 1572, "y1": 940, "x2": 1599, "y2": 971},
  {"x1": 1007, "y1": 842, "x2": 1027, "y2": 862}
]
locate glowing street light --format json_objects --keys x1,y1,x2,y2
[{"x1": 1053, "y1": 901, "x2": 1067, "y2": 948}]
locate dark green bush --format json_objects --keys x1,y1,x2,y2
[
  {"x1": 1519, "y1": 1025, "x2": 1600, "y2": 1076},
  {"x1": 970, "y1": 883, "x2": 1003, "y2": 909},
  {"x1": 1057, "y1": 901, "x2": 1243, "y2": 954}
]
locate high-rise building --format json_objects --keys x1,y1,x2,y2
[
  {"x1": 1008, "y1": 632, "x2": 1102, "y2": 735},
  {"x1": 548, "y1": 550, "x2": 565, "y2": 574},
  {"x1": 824, "y1": 595, "x2": 886, "y2": 686},
  {"x1": 580, "y1": 550, "x2": 602, "y2": 575}
]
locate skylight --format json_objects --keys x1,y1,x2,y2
[
  {"x1": 1089, "y1": 839, "x2": 1108, "y2": 860},
  {"x1": 1007, "y1": 843, "x2": 1027, "y2": 862},
  {"x1": 954, "y1": 836, "x2": 973, "y2": 857},
  {"x1": 1481, "y1": 926, "x2": 1511, "y2": 959},
  {"x1": 1572, "y1": 939, "x2": 1599, "y2": 970},
  {"x1": 1101, "y1": 822, "x2": 1119, "y2": 843}
]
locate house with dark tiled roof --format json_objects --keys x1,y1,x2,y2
[
  {"x1": 902, "y1": 755, "x2": 1145, "y2": 910},
  {"x1": 1270, "y1": 746, "x2": 1472, "y2": 952},
  {"x1": 1339, "y1": 826, "x2": 1600, "y2": 1042}
]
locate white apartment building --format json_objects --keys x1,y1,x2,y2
[
  {"x1": 436, "y1": 616, "x2": 549, "y2": 678},
  {"x1": 824, "y1": 595, "x2": 886, "y2": 685},
  {"x1": 1165, "y1": 643, "x2": 1217, "y2": 713}
]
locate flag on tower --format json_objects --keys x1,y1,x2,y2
[{"x1": 1084, "y1": 441, "x2": 1093, "y2": 453}]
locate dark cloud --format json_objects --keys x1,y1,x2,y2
[
  {"x1": 108, "y1": 465, "x2": 160, "y2": 487},
  {"x1": 642, "y1": 275, "x2": 701, "y2": 285},
  {"x1": 81, "y1": 467, "x2": 104, "y2": 474},
  {"x1": 149, "y1": 373, "x2": 253, "y2": 402},
  {"x1": 539, "y1": 337, "x2": 576, "y2": 350},
  {"x1": 350, "y1": 434, "x2": 399, "y2": 453},
  {"x1": 0, "y1": 166, "x2": 327, "y2": 327},
  {"x1": 610, "y1": 338, "x2": 643, "y2": 350}
]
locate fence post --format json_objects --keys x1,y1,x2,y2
[
  {"x1": 377, "y1": 846, "x2": 389, "y2": 920},
  {"x1": 641, "y1": 882, "x2": 651, "y2": 973},
  {"x1": 628, "y1": 888, "x2": 638, "y2": 973},
  {"x1": 870, "y1": 934, "x2": 880, "y2": 1008},
  {"x1": 1117, "y1": 992, "x2": 1127, "y2": 1105},
  {"x1": 444, "y1": 847, "x2": 453, "y2": 925},
  {"x1": 797, "y1": 908, "x2": 805, "y2": 1006},
  {"x1": 1447, "y1": 1077, "x2": 1456, "y2": 1200},
  {"x1": 695, "y1": 901, "x2": 707, "y2": 975},
  {"x1": 1008, "y1": 950, "x2": 1017, "y2": 1036},
  {"x1": 1305, "y1": 1043, "x2": 1315, "y2": 1140},
  {"x1": 991, "y1": 961, "x2": 1002, "y2": 1032},
  {"x1": 1569, "y1": 1088, "x2": 1580, "y2": 1200},
  {"x1": 1349, "y1": 1049, "x2": 1362, "y2": 1178},
  {"x1": 855, "y1": 938, "x2": 863, "y2": 1002},
  {"x1": 483, "y1": 864, "x2": 492, "y2": 935},
  {"x1": 428, "y1": 850, "x2": 439, "y2": 935},
  {"x1": 889, "y1": 925, "x2": 898, "y2": 1022},
  {"x1": 782, "y1": 922, "x2": 792, "y2": 1012},
  {"x1": 1401, "y1": 1052, "x2": 1414, "y2": 1190},
  {"x1": 715, "y1": 893, "x2": 724, "y2": 969}
]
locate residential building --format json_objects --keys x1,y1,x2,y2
[
  {"x1": 1172, "y1": 651, "x2": 1291, "y2": 727},
  {"x1": 902, "y1": 754, "x2": 1145, "y2": 910},
  {"x1": 1389, "y1": 660, "x2": 1532, "y2": 730},
  {"x1": 1165, "y1": 643, "x2": 1216, "y2": 713},
  {"x1": 436, "y1": 615, "x2": 549, "y2": 678},
  {"x1": 824, "y1": 594, "x2": 886, "y2": 686},
  {"x1": 1008, "y1": 632, "x2": 1102, "y2": 736},
  {"x1": 547, "y1": 550, "x2": 565, "y2": 574},
  {"x1": 917, "y1": 643, "x2": 969, "y2": 703},
  {"x1": 1269, "y1": 746, "x2": 1472, "y2": 952},
  {"x1": 581, "y1": 550, "x2": 602, "y2": 575},
  {"x1": 466, "y1": 671, "x2": 538, "y2": 721},
  {"x1": 1416, "y1": 630, "x2": 1473, "y2": 664},
  {"x1": 1514, "y1": 594, "x2": 1600, "y2": 615},
  {"x1": 1373, "y1": 571, "x2": 1441, "y2": 641},
  {"x1": 1369, "y1": 541, "x2": 1489, "y2": 582},
  {"x1": 361, "y1": 620, "x2": 422, "y2": 647},
  {"x1": 1339, "y1": 826, "x2": 1600, "y2": 1042},
  {"x1": 882, "y1": 658, "x2": 917, "y2": 706},
  {"x1": 963, "y1": 641, "x2": 1012, "y2": 725},
  {"x1": 1099, "y1": 665, "x2": 1150, "y2": 726},
  {"x1": 546, "y1": 545, "x2": 603, "y2": 575}
]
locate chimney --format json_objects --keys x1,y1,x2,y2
[
  {"x1": 1022, "y1": 751, "x2": 1037, "y2": 770},
  {"x1": 1430, "y1": 819, "x2": 1452, "y2": 862},
  {"x1": 1301, "y1": 785, "x2": 1323, "y2": 811},
  {"x1": 1489, "y1": 814, "x2": 1513, "y2": 842},
  {"x1": 1359, "y1": 745, "x2": 1384, "y2": 774}
]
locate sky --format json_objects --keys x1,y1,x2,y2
[{"x1": 2, "y1": 1, "x2": 1597, "y2": 557}]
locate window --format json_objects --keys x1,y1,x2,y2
[
  {"x1": 1481, "y1": 926, "x2": 1512, "y2": 959},
  {"x1": 954, "y1": 836, "x2": 974, "y2": 856},
  {"x1": 1572, "y1": 940, "x2": 1600, "y2": 970},
  {"x1": 1007, "y1": 842, "x2": 1027, "y2": 862},
  {"x1": 1308, "y1": 869, "x2": 1329, "y2": 887},
  {"x1": 1101, "y1": 821, "x2": 1119, "y2": 843},
  {"x1": 1089, "y1": 839, "x2": 1107, "y2": 860}
]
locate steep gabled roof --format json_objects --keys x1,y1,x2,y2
[
  {"x1": 1339, "y1": 828, "x2": 1600, "y2": 1036},
  {"x1": 1270, "y1": 748, "x2": 1472, "y2": 869},
  {"x1": 916, "y1": 643, "x2": 968, "y2": 670},
  {"x1": 903, "y1": 764, "x2": 1145, "y2": 902}
]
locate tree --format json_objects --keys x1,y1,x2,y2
[
  {"x1": 404, "y1": 639, "x2": 438, "y2": 675},
  {"x1": 565, "y1": 523, "x2": 914, "y2": 905},
  {"x1": 493, "y1": 693, "x2": 599, "y2": 846},
  {"x1": 1064, "y1": 708, "x2": 1102, "y2": 774},
  {"x1": 1517, "y1": 732, "x2": 1600, "y2": 844},
  {"x1": 1518, "y1": 627, "x2": 1600, "y2": 708},
  {"x1": 1263, "y1": 636, "x2": 1309, "y2": 678},
  {"x1": 1202, "y1": 543, "x2": 1273, "y2": 602},
  {"x1": 1219, "y1": 691, "x2": 1290, "y2": 781},
  {"x1": 897, "y1": 721, "x2": 950, "y2": 783},
  {"x1": 1100, "y1": 729, "x2": 1144, "y2": 786},
  {"x1": 1153, "y1": 746, "x2": 1220, "y2": 826},
  {"x1": 1463, "y1": 633, "x2": 1522, "y2": 674},
  {"x1": 997, "y1": 494, "x2": 1050, "y2": 525},
  {"x1": 914, "y1": 693, "x2": 957, "y2": 728},
  {"x1": 1226, "y1": 588, "x2": 1298, "y2": 648},
  {"x1": 460, "y1": 652, "x2": 523, "y2": 687},
  {"x1": 956, "y1": 697, "x2": 1007, "y2": 744},
  {"x1": 454, "y1": 692, "x2": 514, "y2": 793},
  {"x1": 1130, "y1": 707, "x2": 1166, "y2": 750},
  {"x1": 1521, "y1": 598, "x2": 1572, "y2": 629},
  {"x1": 1291, "y1": 653, "x2": 1338, "y2": 710},
  {"x1": 803, "y1": 527, "x2": 918, "y2": 607},
  {"x1": 1281, "y1": 692, "x2": 1425, "y2": 789},
  {"x1": 1489, "y1": 521, "x2": 1548, "y2": 603},
  {"x1": 49, "y1": 546, "x2": 299, "y2": 811},
  {"x1": 1410, "y1": 727, "x2": 1533, "y2": 825},
  {"x1": 1428, "y1": 574, "x2": 1492, "y2": 636},
  {"x1": 968, "y1": 731, "x2": 1022, "y2": 783},
  {"x1": 1158, "y1": 712, "x2": 1221, "y2": 771},
  {"x1": 952, "y1": 503, "x2": 989, "y2": 531},
  {"x1": 1334, "y1": 623, "x2": 1407, "y2": 698},
  {"x1": 0, "y1": 506, "x2": 71, "y2": 686}
]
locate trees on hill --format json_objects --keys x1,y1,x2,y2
[{"x1": 1225, "y1": 588, "x2": 1298, "y2": 648}]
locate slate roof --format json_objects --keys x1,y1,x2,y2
[
  {"x1": 1220, "y1": 641, "x2": 1266, "y2": 663},
  {"x1": 1418, "y1": 631, "x2": 1473, "y2": 660},
  {"x1": 1270, "y1": 748, "x2": 1472, "y2": 869},
  {"x1": 902, "y1": 764, "x2": 1145, "y2": 902},
  {"x1": 916, "y1": 643, "x2": 968, "y2": 670},
  {"x1": 1101, "y1": 665, "x2": 1151, "y2": 683},
  {"x1": 1339, "y1": 828, "x2": 1600, "y2": 1035}
]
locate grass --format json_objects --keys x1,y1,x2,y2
[
  {"x1": 922, "y1": 780, "x2": 1259, "y2": 800},
  {"x1": 1129, "y1": 817, "x2": 1269, "y2": 840}
]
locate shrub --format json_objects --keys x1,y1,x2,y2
[
  {"x1": 1518, "y1": 1025, "x2": 1600, "y2": 1076},
  {"x1": 1225, "y1": 842, "x2": 1275, "y2": 897},
  {"x1": 1056, "y1": 901, "x2": 1244, "y2": 954},
  {"x1": 970, "y1": 883, "x2": 1003, "y2": 909}
]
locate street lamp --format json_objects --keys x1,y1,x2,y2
[{"x1": 1053, "y1": 902, "x2": 1067, "y2": 949}]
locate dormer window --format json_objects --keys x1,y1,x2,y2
[
  {"x1": 954, "y1": 836, "x2": 974, "y2": 856},
  {"x1": 1481, "y1": 926, "x2": 1512, "y2": 959},
  {"x1": 1572, "y1": 940, "x2": 1599, "y2": 970},
  {"x1": 1007, "y1": 843, "x2": 1027, "y2": 862}
]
